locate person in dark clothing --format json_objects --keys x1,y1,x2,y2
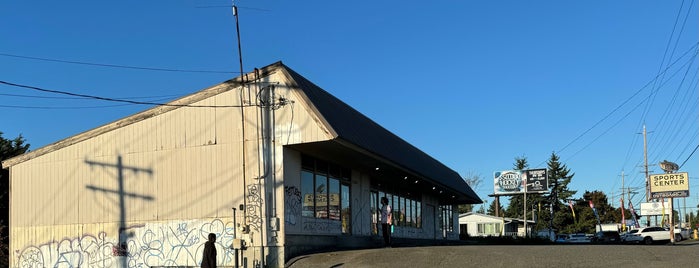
[{"x1": 201, "y1": 233, "x2": 217, "y2": 268}]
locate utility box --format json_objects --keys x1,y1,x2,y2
[
  {"x1": 231, "y1": 239, "x2": 245, "y2": 249},
  {"x1": 270, "y1": 217, "x2": 280, "y2": 231}
]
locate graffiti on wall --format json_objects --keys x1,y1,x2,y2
[
  {"x1": 14, "y1": 219, "x2": 236, "y2": 268},
  {"x1": 246, "y1": 184, "x2": 263, "y2": 231},
  {"x1": 284, "y1": 186, "x2": 301, "y2": 226}
]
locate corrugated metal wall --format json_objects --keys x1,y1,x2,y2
[{"x1": 9, "y1": 70, "x2": 334, "y2": 268}]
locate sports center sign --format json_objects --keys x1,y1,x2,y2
[
  {"x1": 493, "y1": 169, "x2": 548, "y2": 195},
  {"x1": 649, "y1": 172, "x2": 689, "y2": 198}
]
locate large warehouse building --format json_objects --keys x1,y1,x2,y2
[{"x1": 2, "y1": 62, "x2": 481, "y2": 267}]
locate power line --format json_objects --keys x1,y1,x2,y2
[
  {"x1": 0, "y1": 92, "x2": 184, "y2": 100},
  {"x1": 0, "y1": 80, "x2": 254, "y2": 108},
  {"x1": 679, "y1": 144, "x2": 699, "y2": 169},
  {"x1": 0, "y1": 53, "x2": 238, "y2": 74},
  {"x1": 534, "y1": 42, "x2": 699, "y2": 167}
]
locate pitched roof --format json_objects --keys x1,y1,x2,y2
[
  {"x1": 279, "y1": 63, "x2": 481, "y2": 204},
  {"x1": 2, "y1": 61, "x2": 481, "y2": 204}
]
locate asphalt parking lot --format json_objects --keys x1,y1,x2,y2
[{"x1": 286, "y1": 240, "x2": 699, "y2": 268}]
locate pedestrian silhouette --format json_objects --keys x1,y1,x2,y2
[
  {"x1": 202, "y1": 233, "x2": 217, "y2": 268},
  {"x1": 380, "y1": 197, "x2": 392, "y2": 247}
]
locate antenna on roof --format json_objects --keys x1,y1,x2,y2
[{"x1": 233, "y1": 1, "x2": 245, "y2": 81}]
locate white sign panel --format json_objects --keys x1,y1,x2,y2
[
  {"x1": 639, "y1": 202, "x2": 667, "y2": 216},
  {"x1": 493, "y1": 170, "x2": 524, "y2": 195}
]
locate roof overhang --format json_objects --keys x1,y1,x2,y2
[{"x1": 287, "y1": 139, "x2": 481, "y2": 205}]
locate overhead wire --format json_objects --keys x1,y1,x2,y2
[
  {"x1": 536, "y1": 43, "x2": 699, "y2": 168},
  {"x1": 0, "y1": 53, "x2": 238, "y2": 74},
  {"x1": 639, "y1": 0, "x2": 687, "y2": 124},
  {"x1": 0, "y1": 92, "x2": 185, "y2": 100},
  {"x1": 0, "y1": 80, "x2": 256, "y2": 108},
  {"x1": 535, "y1": 42, "x2": 699, "y2": 166}
]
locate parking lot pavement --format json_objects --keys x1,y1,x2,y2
[{"x1": 286, "y1": 241, "x2": 699, "y2": 268}]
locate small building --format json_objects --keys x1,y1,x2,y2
[
  {"x1": 2, "y1": 62, "x2": 481, "y2": 267},
  {"x1": 458, "y1": 212, "x2": 533, "y2": 237}
]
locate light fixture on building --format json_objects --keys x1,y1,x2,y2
[
  {"x1": 414, "y1": 180, "x2": 419, "y2": 184},
  {"x1": 404, "y1": 176, "x2": 408, "y2": 180},
  {"x1": 432, "y1": 186, "x2": 436, "y2": 190}
]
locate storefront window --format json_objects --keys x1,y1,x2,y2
[
  {"x1": 301, "y1": 171, "x2": 314, "y2": 218},
  {"x1": 315, "y1": 174, "x2": 328, "y2": 219},
  {"x1": 371, "y1": 191, "x2": 378, "y2": 235},
  {"x1": 300, "y1": 155, "x2": 351, "y2": 226},
  {"x1": 341, "y1": 183, "x2": 351, "y2": 234}
]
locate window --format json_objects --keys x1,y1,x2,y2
[
  {"x1": 300, "y1": 155, "x2": 351, "y2": 226},
  {"x1": 315, "y1": 173, "x2": 328, "y2": 219},
  {"x1": 477, "y1": 223, "x2": 501, "y2": 236},
  {"x1": 440, "y1": 205, "x2": 454, "y2": 234},
  {"x1": 371, "y1": 191, "x2": 378, "y2": 235},
  {"x1": 341, "y1": 183, "x2": 351, "y2": 234},
  {"x1": 416, "y1": 201, "x2": 422, "y2": 228},
  {"x1": 373, "y1": 190, "x2": 422, "y2": 230},
  {"x1": 301, "y1": 171, "x2": 314, "y2": 218}
]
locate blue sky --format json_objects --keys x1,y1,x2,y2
[{"x1": 2, "y1": 1, "x2": 698, "y2": 218}]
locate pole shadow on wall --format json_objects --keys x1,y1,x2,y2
[{"x1": 85, "y1": 155, "x2": 154, "y2": 268}]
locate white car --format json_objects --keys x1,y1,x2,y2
[
  {"x1": 565, "y1": 233, "x2": 591, "y2": 243},
  {"x1": 621, "y1": 229, "x2": 643, "y2": 243},
  {"x1": 632, "y1": 227, "x2": 671, "y2": 245}
]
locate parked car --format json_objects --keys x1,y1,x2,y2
[
  {"x1": 621, "y1": 229, "x2": 643, "y2": 243},
  {"x1": 672, "y1": 228, "x2": 691, "y2": 241},
  {"x1": 631, "y1": 226, "x2": 671, "y2": 245},
  {"x1": 554, "y1": 234, "x2": 569, "y2": 243},
  {"x1": 591, "y1": 231, "x2": 621, "y2": 244},
  {"x1": 565, "y1": 233, "x2": 591, "y2": 243}
]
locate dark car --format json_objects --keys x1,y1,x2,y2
[{"x1": 592, "y1": 231, "x2": 621, "y2": 244}]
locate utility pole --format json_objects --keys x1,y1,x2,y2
[
  {"x1": 642, "y1": 124, "x2": 652, "y2": 226},
  {"x1": 643, "y1": 124, "x2": 649, "y2": 202},
  {"x1": 621, "y1": 171, "x2": 626, "y2": 231}
]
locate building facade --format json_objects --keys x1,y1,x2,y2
[
  {"x1": 459, "y1": 212, "x2": 533, "y2": 238},
  {"x1": 2, "y1": 62, "x2": 481, "y2": 267}
]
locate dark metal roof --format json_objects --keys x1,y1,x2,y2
[{"x1": 279, "y1": 63, "x2": 481, "y2": 204}]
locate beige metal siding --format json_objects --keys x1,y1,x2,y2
[{"x1": 8, "y1": 69, "x2": 339, "y2": 268}]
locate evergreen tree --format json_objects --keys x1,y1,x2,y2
[
  {"x1": 504, "y1": 156, "x2": 528, "y2": 218},
  {"x1": 487, "y1": 199, "x2": 504, "y2": 216},
  {"x1": 546, "y1": 152, "x2": 577, "y2": 231},
  {"x1": 0, "y1": 132, "x2": 30, "y2": 266}
]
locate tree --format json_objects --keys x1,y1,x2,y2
[
  {"x1": 546, "y1": 152, "x2": 577, "y2": 231},
  {"x1": 0, "y1": 131, "x2": 30, "y2": 265},
  {"x1": 458, "y1": 171, "x2": 483, "y2": 213},
  {"x1": 504, "y1": 156, "x2": 528, "y2": 218},
  {"x1": 487, "y1": 199, "x2": 503, "y2": 216}
]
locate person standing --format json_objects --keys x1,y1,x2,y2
[
  {"x1": 202, "y1": 233, "x2": 217, "y2": 268},
  {"x1": 380, "y1": 196, "x2": 392, "y2": 247}
]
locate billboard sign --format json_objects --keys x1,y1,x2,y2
[
  {"x1": 493, "y1": 170, "x2": 523, "y2": 195},
  {"x1": 523, "y1": 168, "x2": 549, "y2": 193},
  {"x1": 639, "y1": 202, "x2": 666, "y2": 216},
  {"x1": 493, "y1": 169, "x2": 550, "y2": 195},
  {"x1": 649, "y1": 172, "x2": 689, "y2": 198}
]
